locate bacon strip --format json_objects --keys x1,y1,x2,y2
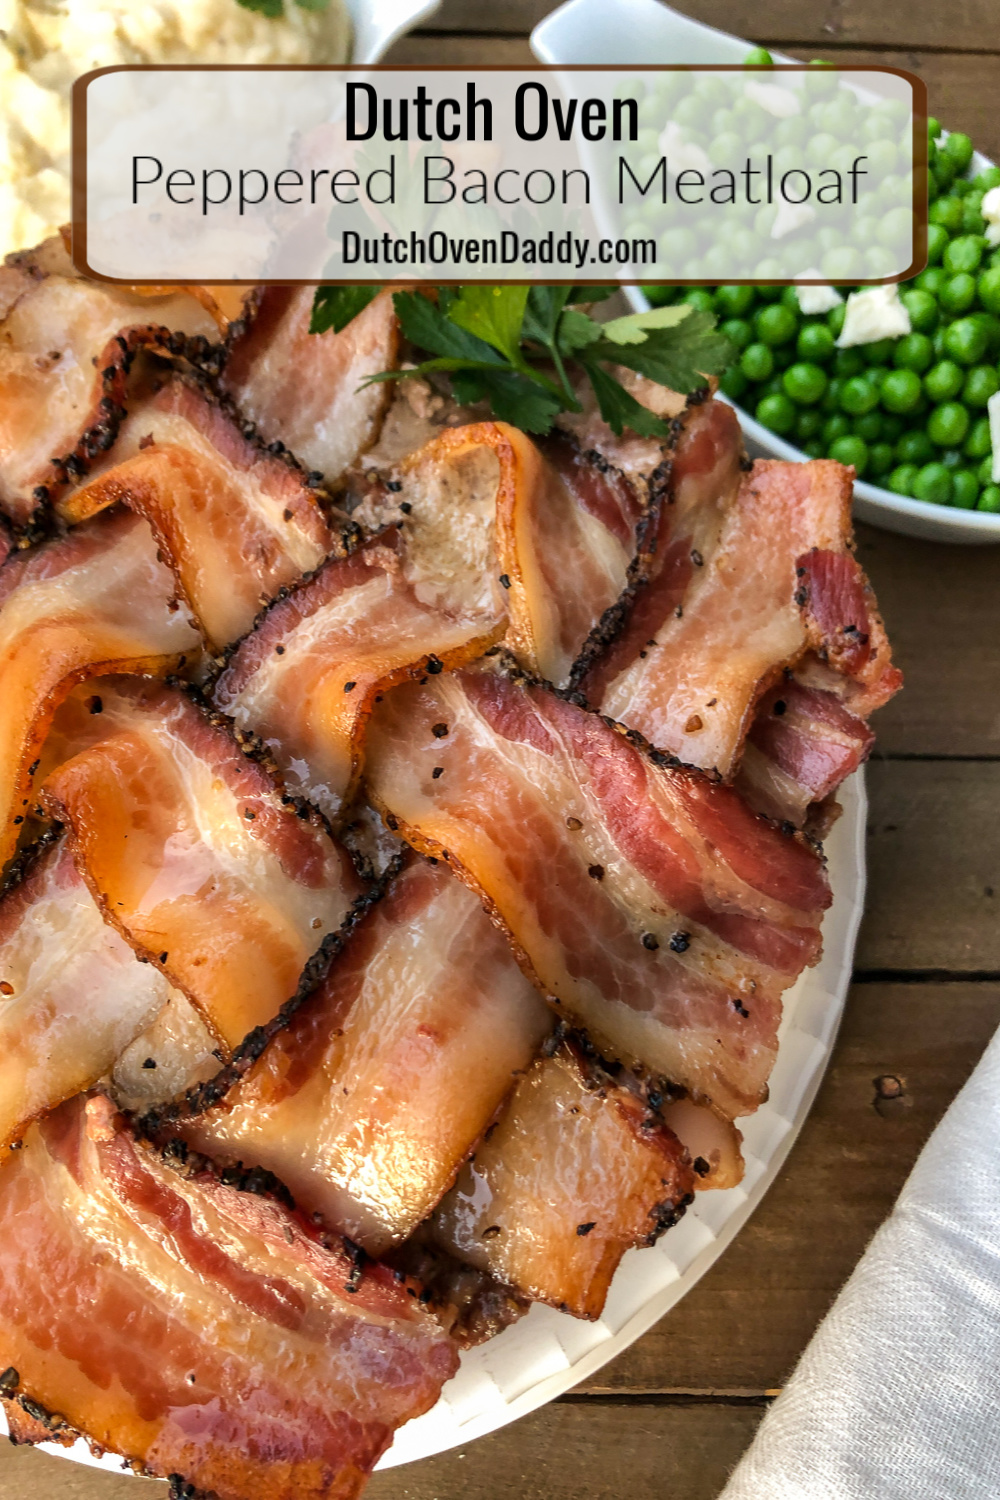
[
  {"x1": 430, "y1": 1045, "x2": 694, "y2": 1319},
  {"x1": 737, "y1": 681, "x2": 875, "y2": 829},
  {"x1": 176, "y1": 858, "x2": 552, "y2": 1255},
  {"x1": 59, "y1": 377, "x2": 336, "y2": 651},
  {"x1": 0, "y1": 247, "x2": 220, "y2": 524},
  {"x1": 0, "y1": 509, "x2": 201, "y2": 868},
  {"x1": 39, "y1": 678, "x2": 364, "y2": 1053},
  {"x1": 0, "y1": 839, "x2": 172, "y2": 1149},
  {"x1": 0, "y1": 1096, "x2": 458, "y2": 1500},
  {"x1": 355, "y1": 421, "x2": 646, "y2": 689},
  {"x1": 365, "y1": 671, "x2": 831, "y2": 1119},
  {"x1": 214, "y1": 532, "x2": 502, "y2": 823},
  {"x1": 586, "y1": 418, "x2": 901, "y2": 803},
  {"x1": 112, "y1": 993, "x2": 220, "y2": 1112},
  {"x1": 222, "y1": 287, "x2": 398, "y2": 487}
]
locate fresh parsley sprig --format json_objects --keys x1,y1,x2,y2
[
  {"x1": 236, "y1": 0, "x2": 328, "y2": 16},
  {"x1": 309, "y1": 284, "x2": 734, "y2": 438}
]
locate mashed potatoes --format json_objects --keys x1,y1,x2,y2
[{"x1": 0, "y1": 0, "x2": 352, "y2": 251}]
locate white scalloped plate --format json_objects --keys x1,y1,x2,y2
[{"x1": 9, "y1": 769, "x2": 865, "y2": 1476}]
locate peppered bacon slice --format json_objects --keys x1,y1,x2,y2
[
  {"x1": 59, "y1": 377, "x2": 336, "y2": 651},
  {"x1": 737, "y1": 682, "x2": 875, "y2": 829},
  {"x1": 39, "y1": 678, "x2": 364, "y2": 1054},
  {"x1": 222, "y1": 287, "x2": 398, "y2": 487},
  {"x1": 214, "y1": 531, "x2": 502, "y2": 824},
  {"x1": 0, "y1": 509, "x2": 200, "y2": 869},
  {"x1": 176, "y1": 858, "x2": 552, "y2": 1255},
  {"x1": 0, "y1": 1096, "x2": 458, "y2": 1500},
  {"x1": 356, "y1": 421, "x2": 645, "y2": 690},
  {"x1": 589, "y1": 433, "x2": 901, "y2": 796},
  {"x1": 112, "y1": 993, "x2": 220, "y2": 1112},
  {"x1": 430, "y1": 1045, "x2": 694, "y2": 1319},
  {"x1": 365, "y1": 671, "x2": 830, "y2": 1120},
  {"x1": 0, "y1": 249, "x2": 220, "y2": 524},
  {"x1": 0, "y1": 839, "x2": 173, "y2": 1149}
]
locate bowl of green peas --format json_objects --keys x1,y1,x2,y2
[{"x1": 533, "y1": 0, "x2": 1000, "y2": 544}]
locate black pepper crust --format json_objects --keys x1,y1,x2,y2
[
  {"x1": 565, "y1": 390, "x2": 704, "y2": 695},
  {"x1": 133, "y1": 849, "x2": 404, "y2": 1136},
  {"x1": 0, "y1": 823, "x2": 62, "y2": 899}
]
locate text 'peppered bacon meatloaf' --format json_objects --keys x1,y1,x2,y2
[{"x1": 0, "y1": 243, "x2": 901, "y2": 1500}]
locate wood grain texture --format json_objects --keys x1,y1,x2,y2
[{"x1": 420, "y1": 0, "x2": 1000, "y2": 51}]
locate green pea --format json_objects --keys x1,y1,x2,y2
[
  {"x1": 880, "y1": 368, "x2": 923, "y2": 414},
  {"x1": 978, "y1": 485, "x2": 1000, "y2": 512},
  {"x1": 755, "y1": 279, "x2": 784, "y2": 303},
  {"x1": 834, "y1": 348, "x2": 866, "y2": 379},
  {"x1": 783, "y1": 362, "x2": 828, "y2": 405},
  {"x1": 901, "y1": 288, "x2": 939, "y2": 333},
  {"x1": 803, "y1": 439, "x2": 826, "y2": 458},
  {"x1": 893, "y1": 332, "x2": 934, "y2": 374},
  {"x1": 859, "y1": 338, "x2": 895, "y2": 367},
  {"x1": 721, "y1": 318, "x2": 754, "y2": 353},
  {"x1": 774, "y1": 345, "x2": 797, "y2": 372},
  {"x1": 915, "y1": 266, "x2": 947, "y2": 297},
  {"x1": 740, "y1": 342, "x2": 775, "y2": 383},
  {"x1": 964, "y1": 416, "x2": 993, "y2": 459},
  {"x1": 977, "y1": 266, "x2": 1000, "y2": 316},
  {"x1": 881, "y1": 414, "x2": 904, "y2": 443},
  {"x1": 923, "y1": 359, "x2": 965, "y2": 402},
  {"x1": 822, "y1": 412, "x2": 852, "y2": 445},
  {"x1": 943, "y1": 235, "x2": 986, "y2": 276},
  {"x1": 944, "y1": 316, "x2": 990, "y2": 365},
  {"x1": 642, "y1": 284, "x2": 677, "y2": 307},
  {"x1": 681, "y1": 289, "x2": 716, "y2": 315},
  {"x1": 942, "y1": 131, "x2": 974, "y2": 173},
  {"x1": 963, "y1": 201, "x2": 987, "y2": 235},
  {"x1": 888, "y1": 463, "x2": 919, "y2": 495},
  {"x1": 925, "y1": 224, "x2": 949, "y2": 264},
  {"x1": 897, "y1": 429, "x2": 936, "y2": 465},
  {"x1": 710, "y1": 130, "x2": 745, "y2": 168},
  {"x1": 756, "y1": 392, "x2": 797, "y2": 435},
  {"x1": 863, "y1": 365, "x2": 890, "y2": 396},
  {"x1": 929, "y1": 196, "x2": 965, "y2": 233},
  {"x1": 975, "y1": 166, "x2": 1000, "y2": 192},
  {"x1": 869, "y1": 441, "x2": 896, "y2": 476},
  {"x1": 828, "y1": 434, "x2": 869, "y2": 474},
  {"x1": 928, "y1": 401, "x2": 971, "y2": 448},
  {"x1": 796, "y1": 323, "x2": 836, "y2": 363},
  {"x1": 941, "y1": 448, "x2": 965, "y2": 470},
  {"x1": 744, "y1": 45, "x2": 774, "y2": 66},
  {"x1": 839, "y1": 375, "x2": 880, "y2": 416},
  {"x1": 951, "y1": 469, "x2": 981, "y2": 508},
  {"x1": 827, "y1": 304, "x2": 847, "y2": 338},
  {"x1": 913, "y1": 461, "x2": 954, "y2": 505},
  {"x1": 796, "y1": 408, "x2": 824, "y2": 442},
  {"x1": 973, "y1": 310, "x2": 1000, "y2": 353},
  {"x1": 711, "y1": 107, "x2": 738, "y2": 137},
  {"x1": 932, "y1": 327, "x2": 949, "y2": 359},
  {"x1": 927, "y1": 117, "x2": 942, "y2": 140},
  {"x1": 754, "y1": 303, "x2": 798, "y2": 347},
  {"x1": 934, "y1": 159, "x2": 958, "y2": 194},
  {"x1": 719, "y1": 366, "x2": 749, "y2": 401},
  {"x1": 821, "y1": 246, "x2": 861, "y2": 281},
  {"x1": 963, "y1": 365, "x2": 999, "y2": 407},
  {"x1": 927, "y1": 168, "x2": 939, "y2": 205},
  {"x1": 978, "y1": 456, "x2": 996, "y2": 486},
  {"x1": 940, "y1": 274, "x2": 977, "y2": 316},
  {"x1": 951, "y1": 177, "x2": 973, "y2": 199},
  {"x1": 821, "y1": 377, "x2": 845, "y2": 412},
  {"x1": 715, "y1": 285, "x2": 756, "y2": 318},
  {"x1": 855, "y1": 411, "x2": 883, "y2": 444}
]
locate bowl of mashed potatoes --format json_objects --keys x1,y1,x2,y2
[{"x1": 0, "y1": 0, "x2": 439, "y2": 251}]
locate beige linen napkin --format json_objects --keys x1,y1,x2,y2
[{"x1": 720, "y1": 1024, "x2": 1000, "y2": 1499}]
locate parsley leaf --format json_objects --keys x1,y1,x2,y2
[
  {"x1": 577, "y1": 358, "x2": 671, "y2": 438},
  {"x1": 235, "y1": 0, "x2": 284, "y2": 14},
  {"x1": 448, "y1": 286, "x2": 530, "y2": 368},
  {"x1": 311, "y1": 281, "x2": 733, "y2": 441},
  {"x1": 310, "y1": 285, "x2": 381, "y2": 336}
]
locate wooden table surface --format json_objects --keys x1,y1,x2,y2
[{"x1": 4, "y1": 3, "x2": 1000, "y2": 1497}]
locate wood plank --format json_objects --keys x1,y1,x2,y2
[
  {"x1": 420, "y1": 0, "x2": 1000, "y2": 53},
  {"x1": 577, "y1": 980, "x2": 1000, "y2": 1393},
  {"x1": 859, "y1": 761, "x2": 1000, "y2": 972},
  {"x1": 855, "y1": 524, "x2": 1000, "y2": 761},
  {"x1": 382, "y1": 34, "x2": 535, "y2": 65},
  {"x1": 0, "y1": 1402, "x2": 765, "y2": 1500}
]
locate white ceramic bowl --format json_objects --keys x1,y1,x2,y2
[
  {"x1": 532, "y1": 0, "x2": 1000, "y2": 544},
  {"x1": 346, "y1": 0, "x2": 440, "y2": 65}
]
